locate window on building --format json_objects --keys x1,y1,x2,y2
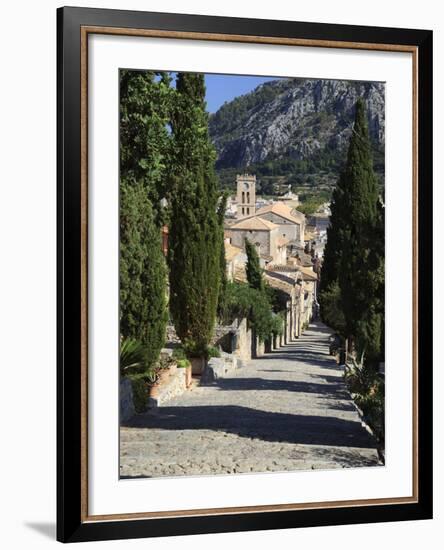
[
  {"x1": 242, "y1": 207, "x2": 245, "y2": 215},
  {"x1": 242, "y1": 192, "x2": 245, "y2": 203},
  {"x1": 246, "y1": 208, "x2": 249, "y2": 215},
  {"x1": 247, "y1": 191, "x2": 250, "y2": 203}
]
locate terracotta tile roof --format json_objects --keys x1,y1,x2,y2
[
  {"x1": 266, "y1": 264, "x2": 299, "y2": 273},
  {"x1": 260, "y1": 254, "x2": 273, "y2": 262},
  {"x1": 291, "y1": 251, "x2": 314, "y2": 267},
  {"x1": 256, "y1": 202, "x2": 305, "y2": 224},
  {"x1": 297, "y1": 266, "x2": 318, "y2": 281},
  {"x1": 229, "y1": 216, "x2": 278, "y2": 231},
  {"x1": 264, "y1": 271, "x2": 295, "y2": 295},
  {"x1": 224, "y1": 242, "x2": 244, "y2": 262}
]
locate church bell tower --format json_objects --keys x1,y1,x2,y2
[{"x1": 236, "y1": 174, "x2": 256, "y2": 219}]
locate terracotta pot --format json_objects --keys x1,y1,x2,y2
[
  {"x1": 148, "y1": 383, "x2": 160, "y2": 399},
  {"x1": 168, "y1": 363, "x2": 177, "y2": 377},
  {"x1": 190, "y1": 356, "x2": 207, "y2": 375},
  {"x1": 158, "y1": 368, "x2": 170, "y2": 384}
]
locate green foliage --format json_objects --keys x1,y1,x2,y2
[
  {"x1": 172, "y1": 346, "x2": 187, "y2": 360},
  {"x1": 245, "y1": 238, "x2": 264, "y2": 292},
  {"x1": 176, "y1": 358, "x2": 191, "y2": 369},
  {"x1": 270, "y1": 313, "x2": 284, "y2": 337},
  {"x1": 344, "y1": 355, "x2": 385, "y2": 443},
  {"x1": 319, "y1": 280, "x2": 346, "y2": 335},
  {"x1": 119, "y1": 69, "x2": 171, "y2": 369},
  {"x1": 129, "y1": 374, "x2": 149, "y2": 413},
  {"x1": 207, "y1": 346, "x2": 221, "y2": 358},
  {"x1": 120, "y1": 70, "x2": 173, "y2": 216},
  {"x1": 319, "y1": 99, "x2": 384, "y2": 365},
  {"x1": 119, "y1": 182, "x2": 168, "y2": 368},
  {"x1": 119, "y1": 338, "x2": 146, "y2": 376},
  {"x1": 223, "y1": 282, "x2": 279, "y2": 343},
  {"x1": 217, "y1": 193, "x2": 229, "y2": 317},
  {"x1": 168, "y1": 73, "x2": 222, "y2": 356},
  {"x1": 266, "y1": 285, "x2": 288, "y2": 313},
  {"x1": 297, "y1": 192, "x2": 330, "y2": 215}
]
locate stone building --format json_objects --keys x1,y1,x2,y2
[
  {"x1": 256, "y1": 202, "x2": 306, "y2": 246},
  {"x1": 224, "y1": 240, "x2": 247, "y2": 282},
  {"x1": 236, "y1": 174, "x2": 256, "y2": 218},
  {"x1": 266, "y1": 263, "x2": 318, "y2": 332},
  {"x1": 225, "y1": 216, "x2": 287, "y2": 266}
]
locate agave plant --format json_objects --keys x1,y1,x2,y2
[
  {"x1": 144, "y1": 368, "x2": 160, "y2": 386},
  {"x1": 120, "y1": 338, "x2": 146, "y2": 376}
]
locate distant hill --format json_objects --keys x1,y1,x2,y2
[{"x1": 208, "y1": 77, "x2": 385, "y2": 193}]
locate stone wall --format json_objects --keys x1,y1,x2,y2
[
  {"x1": 148, "y1": 367, "x2": 187, "y2": 408},
  {"x1": 120, "y1": 363, "x2": 190, "y2": 417},
  {"x1": 228, "y1": 227, "x2": 272, "y2": 261},
  {"x1": 211, "y1": 320, "x2": 237, "y2": 352},
  {"x1": 254, "y1": 338, "x2": 265, "y2": 358},
  {"x1": 201, "y1": 353, "x2": 239, "y2": 385},
  {"x1": 120, "y1": 377, "x2": 135, "y2": 422},
  {"x1": 259, "y1": 212, "x2": 301, "y2": 243},
  {"x1": 233, "y1": 317, "x2": 252, "y2": 361}
]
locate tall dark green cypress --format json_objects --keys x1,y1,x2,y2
[
  {"x1": 120, "y1": 182, "x2": 168, "y2": 366},
  {"x1": 320, "y1": 98, "x2": 384, "y2": 363},
  {"x1": 119, "y1": 70, "x2": 170, "y2": 367},
  {"x1": 245, "y1": 239, "x2": 264, "y2": 292},
  {"x1": 168, "y1": 73, "x2": 221, "y2": 355},
  {"x1": 217, "y1": 193, "x2": 228, "y2": 317}
]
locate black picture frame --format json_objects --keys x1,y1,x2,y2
[{"x1": 57, "y1": 5, "x2": 433, "y2": 543}]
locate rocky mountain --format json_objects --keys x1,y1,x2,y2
[{"x1": 209, "y1": 78, "x2": 385, "y2": 186}]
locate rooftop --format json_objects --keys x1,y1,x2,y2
[
  {"x1": 229, "y1": 216, "x2": 278, "y2": 231},
  {"x1": 256, "y1": 202, "x2": 305, "y2": 224},
  {"x1": 297, "y1": 266, "x2": 318, "y2": 281}
]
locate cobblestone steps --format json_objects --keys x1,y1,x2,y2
[{"x1": 120, "y1": 322, "x2": 380, "y2": 478}]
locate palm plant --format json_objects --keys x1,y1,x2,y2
[{"x1": 120, "y1": 338, "x2": 146, "y2": 376}]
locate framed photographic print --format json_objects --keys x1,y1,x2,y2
[{"x1": 57, "y1": 6, "x2": 433, "y2": 543}]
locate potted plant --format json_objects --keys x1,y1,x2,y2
[
  {"x1": 173, "y1": 347, "x2": 193, "y2": 388},
  {"x1": 145, "y1": 368, "x2": 161, "y2": 399}
]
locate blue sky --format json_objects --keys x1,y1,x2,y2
[
  {"x1": 203, "y1": 74, "x2": 281, "y2": 113},
  {"x1": 157, "y1": 72, "x2": 283, "y2": 113}
]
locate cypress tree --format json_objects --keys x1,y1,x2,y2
[
  {"x1": 168, "y1": 73, "x2": 221, "y2": 355},
  {"x1": 120, "y1": 182, "x2": 168, "y2": 366},
  {"x1": 320, "y1": 98, "x2": 384, "y2": 363},
  {"x1": 245, "y1": 238, "x2": 264, "y2": 292},
  {"x1": 217, "y1": 193, "x2": 228, "y2": 317},
  {"x1": 338, "y1": 99, "x2": 381, "y2": 359},
  {"x1": 119, "y1": 70, "x2": 170, "y2": 367}
]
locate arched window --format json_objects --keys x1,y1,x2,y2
[
  {"x1": 247, "y1": 191, "x2": 250, "y2": 203},
  {"x1": 242, "y1": 192, "x2": 245, "y2": 203},
  {"x1": 242, "y1": 207, "x2": 245, "y2": 215},
  {"x1": 246, "y1": 207, "x2": 249, "y2": 215}
]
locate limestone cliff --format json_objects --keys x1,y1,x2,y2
[{"x1": 209, "y1": 77, "x2": 385, "y2": 181}]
